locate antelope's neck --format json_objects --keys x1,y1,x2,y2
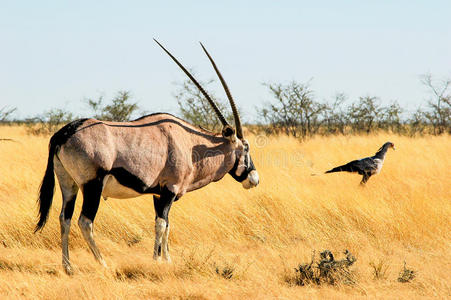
[{"x1": 186, "y1": 142, "x2": 236, "y2": 193}]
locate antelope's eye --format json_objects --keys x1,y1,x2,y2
[{"x1": 244, "y1": 144, "x2": 249, "y2": 152}]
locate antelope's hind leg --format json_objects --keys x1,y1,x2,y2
[
  {"x1": 79, "y1": 176, "x2": 107, "y2": 267},
  {"x1": 153, "y1": 189, "x2": 176, "y2": 262},
  {"x1": 54, "y1": 159, "x2": 79, "y2": 275}
]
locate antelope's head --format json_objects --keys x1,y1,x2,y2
[
  {"x1": 228, "y1": 135, "x2": 259, "y2": 189},
  {"x1": 155, "y1": 39, "x2": 259, "y2": 189}
]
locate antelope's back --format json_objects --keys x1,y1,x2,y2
[{"x1": 54, "y1": 114, "x2": 223, "y2": 192}]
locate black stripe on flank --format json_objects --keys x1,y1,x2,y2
[
  {"x1": 80, "y1": 167, "x2": 164, "y2": 222},
  {"x1": 108, "y1": 167, "x2": 162, "y2": 195}
]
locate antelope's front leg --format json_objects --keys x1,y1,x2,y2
[
  {"x1": 153, "y1": 217, "x2": 166, "y2": 260},
  {"x1": 153, "y1": 190, "x2": 175, "y2": 262},
  {"x1": 161, "y1": 223, "x2": 171, "y2": 262}
]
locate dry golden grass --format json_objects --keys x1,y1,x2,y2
[{"x1": 0, "y1": 125, "x2": 450, "y2": 299}]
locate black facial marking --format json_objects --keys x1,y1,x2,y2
[
  {"x1": 248, "y1": 156, "x2": 256, "y2": 171},
  {"x1": 228, "y1": 157, "x2": 245, "y2": 182},
  {"x1": 228, "y1": 154, "x2": 256, "y2": 182}
]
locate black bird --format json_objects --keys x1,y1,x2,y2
[{"x1": 325, "y1": 142, "x2": 395, "y2": 185}]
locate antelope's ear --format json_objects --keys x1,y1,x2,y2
[{"x1": 222, "y1": 125, "x2": 236, "y2": 142}]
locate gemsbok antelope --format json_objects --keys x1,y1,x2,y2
[{"x1": 35, "y1": 40, "x2": 259, "y2": 275}]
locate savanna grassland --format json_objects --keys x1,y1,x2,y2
[{"x1": 0, "y1": 125, "x2": 450, "y2": 299}]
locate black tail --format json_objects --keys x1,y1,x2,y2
[
  {"x1": 35, "y1": 141, "x2": 58, "y2": 232},
  {"x1": 325, "y1": 161, "x2": 357, "y2": 174},
  {"x1": 34, "y1": 118, "x2": 88, "y2": 233}
]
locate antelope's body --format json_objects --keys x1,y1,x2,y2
[
  {"x1": 56, "y1": 114, "x2": 239, "y2": 198},
  {"x1": 36, "y1": 41, "x2": 259, "y2": 275}
]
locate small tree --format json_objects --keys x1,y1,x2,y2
[
  {"x1": 321, "y1": 93, "x2": 349, "y2": 135},
  {"x1": 348, "y1": 96, "x2": 383, "y2": 134},
  {"x1": 258, "y1": 80, "x2": 326, "y2": 138},
  {"x1": 420, "y1": 73, "x2": 451, "y2": 134},
  {"x1": 175, "y1": 79, "x2": 234, "y2": 131},
  {"x1": 86, "y1": 91, "x2": 139, "y2": 122},
  {"x1": 86, "y1": 95, "x2": 105, "y2": 119},
  {"x1": 26, "y1": 108, "x2": 75, "y2": 135},
  {"x1": 26, "y1": 90, "x2": 140, "y2": 135},
  {"x1": 0, "y1": 106, "x2": 17, "y2": 122},
  {"x1": 379, "y1": 101, "x2": 404, "y2": 134},
  {"x1": 407, "y1": 107, "x2": 428, "y2": 136}
]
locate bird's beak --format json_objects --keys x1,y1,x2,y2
[{"x1": 392, "y1": 146, "x2": 396, "y2": 150}]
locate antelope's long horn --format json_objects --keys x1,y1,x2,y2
[
  {"x1": 199, "y1": 42, "x2": 243, "y2": 139},
  {"x1": 154, "y1": 39, "x2": 229, "y2": 127}
]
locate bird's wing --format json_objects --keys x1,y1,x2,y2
[
  {"x1": 326, "y1": 159, "x2": 364, "y2": 173},
  {"x1": 346, "y1": 159, "x2": 367, "y2": 173},
  {"x1": 356, "y1": 157, "x2": 378, "y2": 173}
]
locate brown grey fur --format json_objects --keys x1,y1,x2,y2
[
  {"x1": 57, "y1": 114, "x2": 249, "y2": 197},
  {"x1": 37, "y1": 41, "x2": 259, "y2": 274}
]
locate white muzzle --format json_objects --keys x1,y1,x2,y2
[{"x1": 242, "y1": 170, "x2": 259, "y2": 189}]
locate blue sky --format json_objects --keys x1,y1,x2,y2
[{"x1": 1, "y1": 1, "x2": 450, "y2": 121}]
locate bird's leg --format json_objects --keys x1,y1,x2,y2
[{"x1": 360, "y1": 173, "x2": 370, "y2": 185}]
